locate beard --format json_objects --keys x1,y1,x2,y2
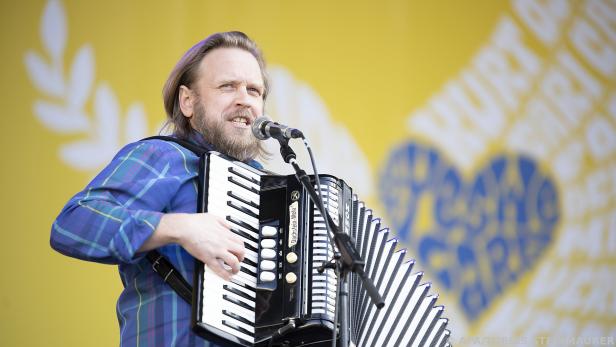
[{"x1": 192, "y1": 102, "x2": 266, "y2": 162}]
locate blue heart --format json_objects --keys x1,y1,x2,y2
[{"x1": 378, "y1": 142, "x2": 560, "y2": 320}]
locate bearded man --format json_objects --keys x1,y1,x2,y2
[{"x1": 51, "y1": 31, "x2": 268, "y2": 346}]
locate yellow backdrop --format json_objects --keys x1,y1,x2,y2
[{"x1": 1, "y1": 0, "x2": 614, "y2": 346}]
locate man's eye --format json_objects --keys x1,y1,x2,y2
[
  {"x1": 248, "y1": 87, "x2": 262, "y2": 96},
  {"x1": 220, "y1": 84, "x2": 234, "y2": 90}
]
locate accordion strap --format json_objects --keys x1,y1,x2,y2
[
  {"x1": 142, "y1": 135, "x2": 209, "y2": 156},
  {"x1": 146, "y1": 250, "x2": 193, "y2": 304},
  {"x1": 141, "y1": 135, "x2": 208, "y2": 304}
]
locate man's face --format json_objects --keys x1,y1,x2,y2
[{"x1": 189, "y1": 47, "x2": 265, "y2": 161}]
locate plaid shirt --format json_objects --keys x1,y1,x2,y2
[{"x1": 51, "y1": 134, "x2": 259, "y2": 347}]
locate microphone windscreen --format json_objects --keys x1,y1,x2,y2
[{"x1": 251, "y1": 116, "x2": 270, "y2": 140}]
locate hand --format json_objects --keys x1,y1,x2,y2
[{"x1": 149, "y1": 213, "x2": 246, "y2": 281}]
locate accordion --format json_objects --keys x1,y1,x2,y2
[{"x1": 192, "y1": 152, "x2": 452, "y2": 347}]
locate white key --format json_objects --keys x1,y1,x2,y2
[{"x1": 201, "y1": 269, "x2": 254, "y2": 343}]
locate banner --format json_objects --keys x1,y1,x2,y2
[{"x1": 1, "y1": 0, "x2": 614, "y2": 346}]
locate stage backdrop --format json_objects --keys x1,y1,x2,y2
[{"x1": 1, "y1": 0, "x2": 614, "y2": 346}]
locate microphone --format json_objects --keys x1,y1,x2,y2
[{"x1": 252, "y1": 116, "x2": 304, "y2": 140}]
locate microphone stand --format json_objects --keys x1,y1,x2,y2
[{"x1": 276, "y1": 138, "x2": 384, "y2": 347}]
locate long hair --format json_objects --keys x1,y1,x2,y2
[{"x1": 162, "y1": 31, "x2": 269, "y2": 139}]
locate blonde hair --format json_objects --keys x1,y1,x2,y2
[{"x1": 162, "y1": 31, "x2": 269, "y2": 139}]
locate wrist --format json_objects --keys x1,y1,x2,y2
[{"x1": 158, "y1": 213, "x2": 186, "y2": 245}]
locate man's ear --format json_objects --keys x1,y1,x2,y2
[{"x1": 178, "y1": 85, "x2": 194, "y2": 119}]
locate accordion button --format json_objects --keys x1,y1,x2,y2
[
  {"x1": 261, "y1": 239, "x2": 276, "y2": 248},
  {"x1": 260, "y1": 271, "x2": 276, "y2": 282},
  {"x1": 285, "y1": 272, "x2": 297, "y2": 284},
  {"x1": 286, "y1": 252, "x2": 298, "y2": 264},
  {"x1": 261, "y1": 248, "x2": 276, "y2": 259},
  {"x1": 261, "y1": 226, "x2": 277, "y2": 237},
  {"x1": 260, "y1": 260, "x2": 276, "y2": 271}
]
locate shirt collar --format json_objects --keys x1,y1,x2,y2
[{"x1": 186, "y1": 130, "x2": 215, "y2": 152}]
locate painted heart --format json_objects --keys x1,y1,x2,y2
[{"x1": 378, "y1": 142, "x2": 559, "y2": 320}]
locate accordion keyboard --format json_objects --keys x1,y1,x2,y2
[{"x1": 200, "y1": 153, "x2": 263, "y2": 345}]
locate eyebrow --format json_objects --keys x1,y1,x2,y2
[
  {"x1": 217, "y1": 79, "x2": 264, "y2": 90},
  {"x1": 217, "y1": 77, "x2": 262, "y2": 84}
]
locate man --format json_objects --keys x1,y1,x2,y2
[{"x1": 51, "y1": 31, "x2": 268, "y2": 346}]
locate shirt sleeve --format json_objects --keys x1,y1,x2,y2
[{"x1": 50, "y1": 140, "x2": 195, "y2": 264}]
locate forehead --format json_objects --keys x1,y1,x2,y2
[{"x1": 197, "y1": 47, "x2": 264, "y2": 85}]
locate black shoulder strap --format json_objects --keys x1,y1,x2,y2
[
  {"x1": 146, "y1": 251, "x2": 193, "y2": 303},
  {"x1": 141, "y1": 135, "x2": 208, "y2": 304}
]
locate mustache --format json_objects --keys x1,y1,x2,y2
[{"x1": 224, "y1": 108, "x2": 254, "y2": 121}]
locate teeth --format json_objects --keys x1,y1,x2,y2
[{"x1": 231, "y1": 116, "x2": 249, "y2": 125}]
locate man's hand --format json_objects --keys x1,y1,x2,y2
[{"x1": 139, "y1": 213, "x2": 245, "y2": 281}]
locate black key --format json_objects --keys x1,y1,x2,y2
[
  {"x1": 228, "y1": 200, "x2": 259, "y2": 219},
  {"x1": 243, "y1": 257, "x2": 257, "y2": 268},
  {"x1": 229, "y1": 167, "x2": 259, "y2": 185},
  {"x1": 227, "y1": 215, "x2": 258, "y2": 234},
  {"x1": 228, "y1": 191, "x2": 258, "y2": 209},
  {"x1": 228, "y1": 176, "x2": 259, "y2": 195},
  {"x1": 229, "y1": 227, "x2": 258, "y2": 244},
  {"x1": 231, "y1": 278, "x2": 256, "y2": 292},
  {"x1": 240, "y1": 265, "x2": 257, "y2": 278},
  {"x1": 224, "y1": 285, "x2": 255, "y2": 302},
  {"x1": 223, "y1": 309, "x2": 254, "y2": 327},
  {"x1": 222, "y1": 319, "x2": 253, "y2": 337},
  {"x1": 224, "y1": 294, "x2": 254, "y2": 311},
  {"x1": 243, "y1": 241, "x2": 258, "y2": 253}
]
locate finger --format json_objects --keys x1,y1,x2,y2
[
  {"x1": 217, "y1": 258, "x2": 235, "y2": 272},
  {"x1": 219, "y1": 252, "x2": 241, "y2": 274},
  {"x1": 229, "y1": 233, "x2": 245, "y2": 246},
  {"x1": 214, "y1": 215, "x2": 233, "y2": 229},
  {"x1": 228, "y1": 242, "x2": 245, "y2": 263},
  {"x1": 207, "y1": 258, "x2": 232, "y2": 281}
]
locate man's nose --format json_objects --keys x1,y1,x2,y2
[{"x1": 234, "y1": 87, "x2": 252, "y2": 107}]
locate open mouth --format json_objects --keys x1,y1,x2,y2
[{"x1": 229, "y1": 114, "x2": 252, "y2": 127}]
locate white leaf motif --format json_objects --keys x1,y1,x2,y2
[
  {"x1": 34, "y1": 100, "x2": 89, "y2": 133},
  {"x1": 124, "y1": 102, "x2": 147, "y2": 142},
  {"x1": 59, "y1": 84, "x2": 121, "y2": 171},
  {"x1": 60, "y1": 140, "x2": 115, "y2": 171},
  {"x1": 27, "y1": 0, "x2": 150, "y2": 173},
  {"x1": 41, "y1": 0, "x2": 66, "y2": 63},
  {"x1": 24, "y1": 50, "x2": 64, "y2": 97},
  {"x1": 93, "y1": 83, "x2": 120, "y2": 149},
  {"x1": 264, "y1": 67, "x2": 374, "y2": 199},
  {"x1": 67, "y1": 45, "x2": 95, "y2": 109}
]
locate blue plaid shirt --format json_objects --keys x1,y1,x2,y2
[{"x1": 51, "y1": 133, "x2": 259, "y2": 346}]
